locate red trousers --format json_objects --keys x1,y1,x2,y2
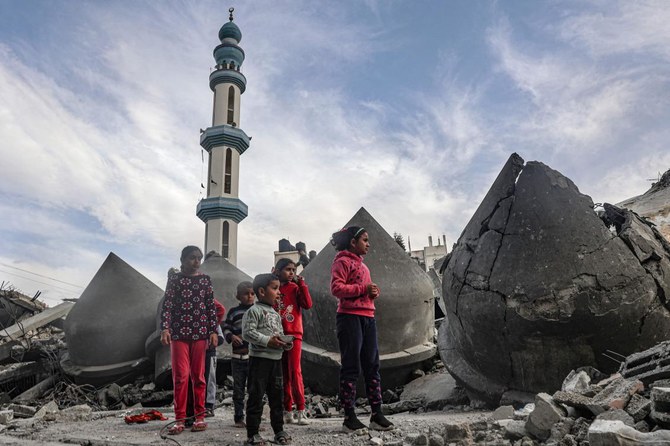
[
  {"x1": 282, "y1": 338, "x2": 306, "y2": 411},
  {"x1": 171, "y1": 339, "x2": 207, "y2": 421}
]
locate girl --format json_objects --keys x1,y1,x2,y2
[
  {"x1": 330, "y1": 227, "x2": 394, "y2": 432},
  {"x1": 273, "y1": 258, "x2": 313, "y2": 425},
  {"x1": 160, "y1": 246, "x2": 218, "y2": 435}
]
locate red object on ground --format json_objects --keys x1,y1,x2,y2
[{"x1": 124, "y1": 409, "x2": 168, "y2": 424}]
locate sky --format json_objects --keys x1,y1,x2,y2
[{"x1": 1, "y1": 0, "x2": 669, "y2": 306}]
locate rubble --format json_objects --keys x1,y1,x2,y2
[
  {"x1": 618, "y1": 167, "x2": 670, "y2": 241},
  {"x1": 439, "y1": 153, "x2": 670, "y2": 404}
]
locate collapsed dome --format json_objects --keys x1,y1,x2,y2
[{"x1": 438, "y1": 153, "x2": 670, "y2": 404}]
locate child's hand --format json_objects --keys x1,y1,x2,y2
[
  {"x1": 267, "y1": 335, "x2": 287, "y2": 349},
  {"x1": 160, "y1": 329, "x2": 171, "y2": 345},
  {"x1": 367, "y1": 283, "x2": 380, "y2": 299},
  {"x1": 209, "y1": 333, "x2": 219, "y2": 348},
  {"x1": 231, "y1": 335, "x2": 244, "y2": 347}
]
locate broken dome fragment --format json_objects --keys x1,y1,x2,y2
[
  {"x1": 438, "y1": 153, "x2": 670, "y2": 405},
  {"x1": 62, "y1": 252, "x2": 164, "y2": 385},
  {"x1": 301, "y1": 207, "x2": 436, "y2": 395}
]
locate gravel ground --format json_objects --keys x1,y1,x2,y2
[{"x1": 0, "y1": 405, "x2": 492, "y2": 446}]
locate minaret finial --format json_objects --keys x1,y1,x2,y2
[{"x1": 229, "y1": 7, "x2": 234, "y2": 22}]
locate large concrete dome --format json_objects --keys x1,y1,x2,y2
[
  {"x1": 438, "y1": 153, "x2": 670, "y2": 405},
  {"x1": 62, "y1": 252, "x2": 163, "y2": 384},
  {"x1": 301, "y1": 207, "x2": 436, "y2": 395}
]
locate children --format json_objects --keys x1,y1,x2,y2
[
  {"x1": 330, "y1": 227, "x2": 394, "y2": 432},
  {"x1": 273, "y1": 258, "x2": 312, "y2": 425},
  {"x1": 242, "y1": 273, "x2": 292, "y2": 445},
  {"x1": 223, "y1": 281, "x2": 255, "y2": 428},
  {"x1": 160, "y1": 246, "x2": 219, "y2": 435}
]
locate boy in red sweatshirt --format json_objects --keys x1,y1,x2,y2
[{"x1": 273, "y1": 258, "x2": 313, "y2": 425}]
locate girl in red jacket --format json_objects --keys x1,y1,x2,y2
[
  {"x1": 330, "y1": 227, "x2": 394, "y2": 432},
  {"x1": 274, "y1": 258, "x2": 313, "y2": 425}
]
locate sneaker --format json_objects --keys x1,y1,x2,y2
[
  {"x1": 342, "y1": 413, "x2": 367, "y2": 432},
  {"x1": 295, "y1": 409, "x2": 310, "y2": 425},
  {"x1": 369, "y1": 412, "x2": 394, "y2": 431},
  {"x1": 283, "y1": 410, "x2": 296, "y2": 424},
  {"x1": 246, "y1": 434, "x2": 267, "y2": 445}
]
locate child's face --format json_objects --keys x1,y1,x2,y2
[
  {"x1": 237, "y1": 288, "x2": 255, "y2": 306},
  {"x1": 277, "y1": 264, "x2": 296, "y2": 283},
  {"x1": 350, "y1": 232, "x2": 370, "y2": 256},
  {"x1": 258, "y1": 280, "x2": 281, "y2": 306},
  {"x1": 181, "y1": 249, "x2": 203, "y2": 275}
]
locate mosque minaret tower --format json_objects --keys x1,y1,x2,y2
[{"x1": 196, "y1": 8, "x2": 250, "y2": 266}]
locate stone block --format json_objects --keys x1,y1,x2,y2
[
  {"x1": 369, "y1": 437, "x2": 384, "y2": 446},
  {"x1": 492, "y1": 405, "x2": 515, "y2": 420},
  {"x1": 498, "y1": 419, "x2": 526, "y2": 440},
  {"x1": 428, "y1": 434, "x2": 445, "y2": 446},
  {"x1": 6, "y1": 403, "x2": 36, "y2": 418},
  {"x1": 562, "y1": 370, "x2": 591, "y2": 394},
  {"x1": 0, "y1": 410, "x2": 12, "y2": 424},
  {"x1": 34, "y1": 400, "x2": 59, "y2": 421},
  {"x1": 443, "y1": 422, "x2": 472, "y2": 441},
  {"x1": 625, "y1": 393, "x2": 651, "y2": 422},
  {"x1": 634, "y1": 420, "x2": 650, "y2": 432},
  {"x1": 594, "y1": 408, "x2": 634, "y2": 426},
  {"x1": 588, "y1": 419, "x2": 670, "y2": 445},
  {"x1": 525, "y1": 393, "x2": 567, "y2": 440},
  {"x1": 401, "y1": 372, "x2": 468, "y2": 410}
]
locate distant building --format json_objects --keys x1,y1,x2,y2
[{"x1": 409, "y1": 235, "x2": 448, "y2": 272}]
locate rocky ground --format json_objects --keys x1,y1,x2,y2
[{"x1": 0, "y1": 405, "x2": 492, "y2": 446}]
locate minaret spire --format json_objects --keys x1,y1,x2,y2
[{"x1": 196, "y1": 11, "x2": 250, "y2": 266}]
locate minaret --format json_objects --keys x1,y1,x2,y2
[{"x1": 196, "y1": 8, "x2": 250, "y2": 266}]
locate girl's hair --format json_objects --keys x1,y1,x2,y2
[
  {"x1": 330, "y1": 226, "x2": 366, "y2": 251},
  {"x1": 180, "y1": 245, "x2": 203, "y2": 262},
  {"x1": 236, "y1": 281, "x2": 253, "y2": 296},
  {"x1": 275, "y1": 258, "x2": 296, "y2": 273}
]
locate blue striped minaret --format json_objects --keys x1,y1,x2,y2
[{"x1": 196, "y1": 8, "x2": 250, "y2": 266}]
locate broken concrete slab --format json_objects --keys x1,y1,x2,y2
[
  {"x1": 588, "y1": 419, "x2": 670, "y2": 445},
  {"x1": 562, "y1": 370, "x2": 591, "y2": 394},
  {"x1": 438, "y1": 153, "x2": 670, "y2": 405},
  {"x1": 651, "y1": 386, "x2": 670, "y2": 427},
  {"x1": 0, "y1": 302, "x2": 73, "y2": 342},
  {"x1": 525, "y1": 393, "x2": 567, "y2": 440},
  {"x1": 301, "y1": 207, "x2": 436, "y2": 394},
  {"x1": 618, "y1": 168, "x2": 670, "y2": 242},
  {"x1": 400, "y1": 372, "x2": 468, "y2": 409},
  {"x1": 595, "y1": 409, "x2": 634, "y2": 427},
  {"x1": 625, "y1": 393, "x2": 651, "y2": 423}
]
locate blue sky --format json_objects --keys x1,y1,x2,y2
[{"x1": 1, "y1": 1, "x2": 669, "y2": 306}]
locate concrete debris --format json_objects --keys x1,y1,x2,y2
[
  {"x1": 399, "y1": 371, "x2": 468, "y2": 410},
  {"x1": 618, "y1": 167, "x2": 670, "y2": 242},
  {"x1": 439, "y1": 154, "x2": 670, "y2": 405},
  {"x1": 588, "y1": 419, "x2": 670, "y2": 445},
  {"x1": 525, "y1": 393, "x2": 567, "y2": 440}
]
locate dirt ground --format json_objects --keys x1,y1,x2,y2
[{"x1": 0, "y1": 405, "x2": 492, "y2": 446}]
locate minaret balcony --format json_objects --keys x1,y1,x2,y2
[
  {"x1": 196, "y1": 197, "x2": 248, "y2": 224},
  {"x1": 200, "y1": 125, "x2": 250, "y2": 155},
  {"x1": 209, "y1": 69, "x2": 247, "y2": 93}
]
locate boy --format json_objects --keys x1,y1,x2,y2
[
  {"x1": 223, "y1": 281, "x2": 255, "y2": 428},
  {"x1": 273, "y1": 258, "x2": 312, "y2": 425},
  {"x1": 242, "y1": 274, "x2": 292, "y2": 445}
]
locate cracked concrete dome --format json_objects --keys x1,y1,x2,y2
[
  {"x1": 438, "y1": 153, "x2": 670, "y2": 404},
  {"x1": 301, "y1": 207, "x2": 436, "y2": 395},
  {"x1": 63, "y1": 252, "x2": 164, "y2": 384}
]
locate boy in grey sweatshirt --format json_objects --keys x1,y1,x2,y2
[{"x1": 242, "y1": 273, "x2": 292, "y2": 445}]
